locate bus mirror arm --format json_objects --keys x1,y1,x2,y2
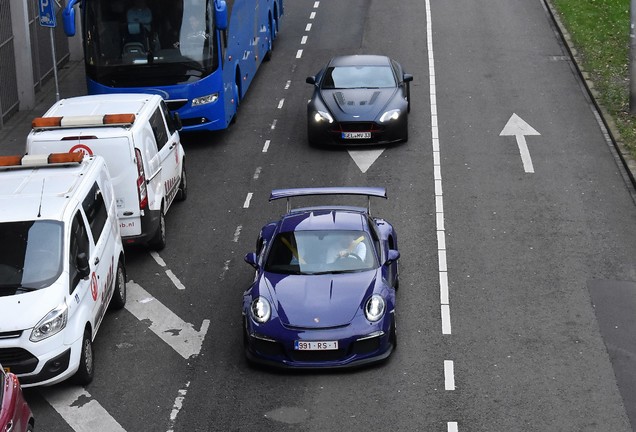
[
  {"x1": 62, "y1": 0, "x2": 80, "y2": 37},
  {"x1": 215, "y1": 0, "x2": 228, "y2": 31}
]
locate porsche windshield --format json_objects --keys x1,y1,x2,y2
[
  {"x1": 321, "y1": 66, "x2": 397, "y2": 89},
  {"x1": 0, "y1": 221, "x2": 64, "y2": 293},
  {"x1": 265, "y1": 230, "x2": 378, "y2": 275},
  {"x1": 84, "y1": 0, "x2": 218, "y2": 85}
]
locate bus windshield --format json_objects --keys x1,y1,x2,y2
[{"x1": 84, "y1": 0, "x2": 218, "y2": 86}]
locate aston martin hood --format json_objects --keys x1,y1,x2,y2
[
  {"x1": 322, "y1": 88, "x2": 396, "y2": 118},
  {"x1": 265, "y1": 271, "x2": 377, "y2": 328}
]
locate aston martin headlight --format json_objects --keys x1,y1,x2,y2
[
  {"x1": 364, "y1": 295, "x2": 386, "y2": 322},
  {"x1": 192, "y1": 93, "x2": 219, "y2": 106},
  {"x1": 250, "y1": 297, "x2": 271, "y2": 323},
  {"x1": 379, "y1": 109, "x2": 401, "y2": 122},
  {"x1": 30, "y1": 303, "x2": 68, "y2": 342},
  {"x1": 313, "y1": 110, "x2": 334, "y2": 123}
]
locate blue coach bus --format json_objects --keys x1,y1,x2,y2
[{"x1": 62, "y1": 0, "x2": 283, "y2": 132}]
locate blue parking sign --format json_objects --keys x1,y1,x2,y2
[{"x1": 39, "y1": 0, "x2": 57, "y2": 27}]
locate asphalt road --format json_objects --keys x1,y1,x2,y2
[{"x1": 18, "y1": 0, "x2": 636, "y2": 430}]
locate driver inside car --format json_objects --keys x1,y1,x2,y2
[{"x1": 327, "y1": 232, "x2": 367, "y2": 263}]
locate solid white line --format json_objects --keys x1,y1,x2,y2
[
  {"x1": 438, "y1": 250, "x2": 447, "y2": 272},
  {"x1": 278, "y1": 98, "x2": 285, "y2": 109},
  {"x1": 436, "y1": 212, "x2": 445, "y2": 231},
  {"x1": 441, "y1": 305, "x2": 452, "y2": 334},
  {"x1": 262, "y1": 140, "x2": 271, "y2": 152},
  {"x1": 296, "y1": 49, "x2": 303, "y2": 58},
  {"x1": 437, "y1": 231, "x2": 446, "y2": 250},
  {"x1": 444, "y1": 360, "x2": 456, "y2": 390},
  {"x1": 301, "y1": 35, "x2": 308, "y2": 45},
  {"x1": 448, "y1": 422, "x2": 459, "y2": 432},
  {"x1": 243, "y1": 193, "x2": 253, "y2": 208},
  {"x1": 305, "y1": 23, "x2": 312, "y2": 31},
  {"x1": 42, "y1": 387, "x2": 126, "y2": 432}
]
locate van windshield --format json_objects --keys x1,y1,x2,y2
[{"x1": 0, "y1": 220, "x2": 64, "y2": 293}]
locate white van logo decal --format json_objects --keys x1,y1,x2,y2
[
  {"x1": 90, "y1": 272, "x2": 98, "y2": 301},
  {"x1": 69, "y1": 144, "x2": 93, "y2": 156}
]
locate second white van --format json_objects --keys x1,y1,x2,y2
[{"x1": 27, "y1": 94, "x2": 187, "y2": 250}]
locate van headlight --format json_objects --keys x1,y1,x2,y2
[
  {"x1": 192, "y1": 93, "x2": 219, "y2": 106},
  {"x1": 30, "y1": 303, "x2": 68, "y2": 342},
  {"x1": 364, "y1": 295, "x2": 386, "y2": 322}
]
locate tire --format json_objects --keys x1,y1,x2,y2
[
  {"x1": 390, "y1": 317, "x2": 397, "y2": 351},
  {"x1": 176, "y1": 164, "x2": 188, "y2": 202},
  {"x1": 263, "y1": 17, "x2": 274, "y2": 61},
  {"x1": 27, "y1": 423, "x2": 34, "y2": 432},
  {"x1": 74, "y1": 330, "x2": 94, "y2": 385},
  {"x1": 149, "y1": 208, "x2": 166, "y2": 250},
  {"x1": 109, "y1": 260, "x2": 126, "y2": 310}
]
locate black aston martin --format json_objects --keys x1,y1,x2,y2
[{"x1": 306, "y1": 55, "x2": 413, "y2": 147}]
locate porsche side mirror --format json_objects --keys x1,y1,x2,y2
[
  {"x1": 306, "y1": 76, "x2": 316, "y2": 85},
  {"x1": 244, "y1": 252, "x2": 258, "y2": 269},
  {"x1": 386, "y1": 249, "x2": 400, "y2": 265},
  {"x1": 403, "y1": 74, "x2": 413, "y2": 83}
]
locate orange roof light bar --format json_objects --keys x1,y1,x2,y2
[
  {"x1": 31, "y1": 113, "x2": 136, "y2": 129},
  {"x1": 0, "y1": 152, "x2": 84, "y2": 169}
]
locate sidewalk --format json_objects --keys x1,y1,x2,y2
[{"x1": 0, "y1": 60, "x2": 87, "y2": 155}]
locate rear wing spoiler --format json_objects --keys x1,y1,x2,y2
[{"x1": 269, "y1": 187, "x2": 387, "y2": 214}]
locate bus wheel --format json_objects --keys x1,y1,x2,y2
[
  {"x1": 231, "y1": 77, "x2": 241, "y2": 124},
  {"x1": 264, "y1": 17, "x2": 274, "y2": 61}
]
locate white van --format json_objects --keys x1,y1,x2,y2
[
  {"x1": 0, "y1": 152, "x2": 126, "y2": 387},
  {"x1": 26, "y1": 93, "x2": 186, "y2": 250}
]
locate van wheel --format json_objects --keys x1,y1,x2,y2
[
  {"x1": 74, "y1": 330, "x2": 94, "y2": 385},
  {"x1": 176, "y1": 165, "x2": 188, "y2": 201},
  {"x1": 109, "y1": 260, "x2": 126, "y2": 310},
  {"x1": 149, "y1": 209, "x2": 166, "y2": 250}
]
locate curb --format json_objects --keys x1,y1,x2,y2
[{"x1": 543, "y1": 0, "x2": 636, "y2": 195}]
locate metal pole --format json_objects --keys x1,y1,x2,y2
[
  {"x1": 50, "y1": 27, "x2": 60, "y2": 101},
  {"x1": 630, "y1": 0, "x2": 636, "y2": 113}
]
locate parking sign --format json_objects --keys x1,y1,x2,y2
[{"x1": 39, "y1": 0, "x2": 57, "y2": 27}]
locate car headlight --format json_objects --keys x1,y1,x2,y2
[
  {"x1": 364, "y1": 295, "x2": 386, "y2": 322},
  {"x1": 30, "y1": 303, "x2": 68, "y2": 342},
  {"x1": 250, "y1": 297, "x2": 271, "y2": 323},
  {"x1": 192, "y1": 93, "x2": 219, "y2": 106},
  {"x1": 313, "y1": 110, "x2": 334, "y2": 123},
  {"x1": 379, "y1": 109, "x2": 401, "y2": 122}
]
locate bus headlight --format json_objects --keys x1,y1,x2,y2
[{"x1": 192, "y1": 93, "x2": 219, "y2": 106}]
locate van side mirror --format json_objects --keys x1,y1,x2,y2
[
  {"x1": 215, "y1": 1, "x2": 228, "y2": 30},
  {"x1": 244, "y1": 252, "x2": 258, "y2": 269},
  {"x1": 76, "y1": 252, "x2": 90, "y2": 279},
  {"x1": 386, "y1": 249, "x2": 400, "y2": 265},
  {"x1": 173, "y1": 112, "x2": 183, "y2": 131}
]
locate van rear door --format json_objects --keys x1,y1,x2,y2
[{"x1": 26, "y1": 136, "x2": 143, "y2": 237}]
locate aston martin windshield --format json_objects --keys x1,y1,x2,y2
[
  {"x1": 0, "y1": 221, "x2": 63, "y2": 292},
  {"x1": 265, "y1": 230, "x2": 377, "y2": 275},
  {"x1": 321, "y1": 66, "x2": 396, "y2": 89}
]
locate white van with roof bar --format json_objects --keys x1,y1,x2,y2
[
  {"x1": 0, "y1": 152, "x2": 126, "y2": 387},
  {"x1": 26, "y1": 93, "x2": 187, "y2": 250}
]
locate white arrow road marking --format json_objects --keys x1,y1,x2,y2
[
  {"x1": 348, "y1": 149, "x2": 385, "y2": 173},
  {"x1": 499, "y1": 113, "x2": 540, "y2": 173},
  {"x1": 41, "y1": 387, "x2": 127, "y2": 432},
  {"x1": 125, "y1": 280, "x2": 210, "y2": 359}
]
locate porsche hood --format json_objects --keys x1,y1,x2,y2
[{"x1": 264, "y1": 271, "x2": 378, "y2": 328}]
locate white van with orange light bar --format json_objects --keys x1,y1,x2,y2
[
  {"x1": 26, "y1": 93, "x2": 186, "y2": 250},
  {"x1": 0, "y1": 152, "x2": 126, "y2": 387}
]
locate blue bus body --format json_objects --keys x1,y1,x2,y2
[{"x1": 62, "y1": 0, "x2": 283, "y2": 132}]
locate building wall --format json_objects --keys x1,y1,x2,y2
[{"x1": 1, "y1": 0, "x2": 72, "y2": 127}]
